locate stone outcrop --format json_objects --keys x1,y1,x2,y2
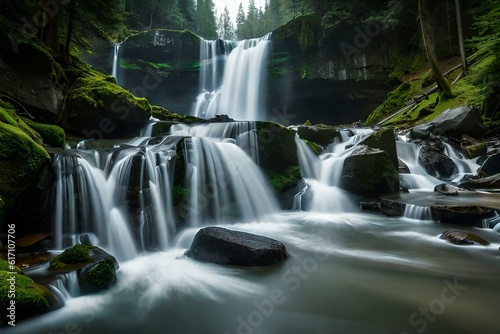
[
  {"x1": 185, "y1": 227, "x2": 288, "y2": 266},
  {"x1": 411, "y1": 106, "x2": 486, "y2": 139},
  {"x1": 340, "y1": 145, "x2": 399, "y2": 196}
]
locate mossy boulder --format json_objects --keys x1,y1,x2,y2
[
  {"x1": 0, "y1": 122, "x2": 50, "y2": 208},
  {"x1": 340, "y1": 145, "x2": 399, "y2": 197},
  {"x1": 62, "y1": 76, "x2": 152, "y2": 138},
  {"x1": 256, "y1": 121, "x2": 298, "y2": 172},
  {"x1": 21, "y1": 117, "x2": 65, "y2": 148},
  {"x1": 296, "y1": 124, "x2": 339, "y2": 146},
  {"x1": 50, "y1": 245, "x2": 119, "y2": 296},
  {"x1": 0, "y1": 260, "x2": 51, "y2": 326},
  {"x1": 359, "y1": 127, "x2": 398, "y2": 169}
]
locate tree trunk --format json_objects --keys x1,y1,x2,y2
[
  {"x1": 65, "y1": 0, "x2": 77, "y2": 61},
  {"x1": 455, "y1": 0, "x2": 468, "y2": 74},
  {"x1": 419, "y1": 0, "x2": 453, "y2": 97}
]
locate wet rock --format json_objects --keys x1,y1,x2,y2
[
  {"x1": 459, "y1": 173, "x2": 500, "y2": 190},
  {"x1": 462, "y1": 143, "x2": 487, "y2": 159},
  {"x1": 478, "y1": 153, "x2": 500, "y2": 176},
  {"x1": 434, "y1": 183, "x2": 459, "y2": 196},
  {"x1": 411, "y1": 106, "x2": 486, "y2": 139},
  {"x1": 360, "y1": 201, "x2": 381, "y2": 212},
  {"x1": 359, "y1": 127, "x2": 399, "y2": 169},
  {"x1": 341, "y1": 145, "x2": 399, "y2": 197},
  {"x1": 208, "y1": 114, "x2": 234, "y2": 122},
  {"x1": 185, "y1": 227, "x2": 288, "y2": 266},
  {"x1": 380, "y1": 197, "x2": 405, "y2": 216},
  {"x1": 49, "y1": 245, "x2": 119, "y2": 295},
  {"x1": 296, "y1": 124, "x2": 339, "y2": 146},
  {"x1": 439, "y1": 230, "x2": 490, "y2": 245},
  {"x1": 418, "y1": 139, "x2": 457, "y2": 179}
]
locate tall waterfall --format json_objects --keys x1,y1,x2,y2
[
  {"x1": 112, "y1": 43, "x2": 121, "y2": 85},
  {"x1": 193, "y1": 34, "x2": 271, "y2": 120}
]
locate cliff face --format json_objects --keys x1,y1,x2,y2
[{"x1": 266, "y1": 15, "x2": 397, "y2": 125}]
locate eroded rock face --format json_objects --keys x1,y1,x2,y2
[
  {"x1": 185, "y1": 227, "x2": 288, "y2": 266},
  {"x1": 340, "y1": 145, "x2": 399, "y2": 197},
  {"x1": 411, "y1": 106, "x2": 486, "y2": 139}
]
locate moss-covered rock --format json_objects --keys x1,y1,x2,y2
[
  {"x1": 272, "y1": 14, "x2": 320, "y2": 51},
  {"x1": 462, "y1": 142, "x2": 487, "y2": 159},
  {"x1": 359, "y1": 127, "x2": 398, "y2": 169},
  {"x1": 151, "y1": 105, "x2": 202, "y2": 124},
  {"x1": 21, "y1": 117, "x2": 65, "y2": 148},
  {"x1": 341, "y1": 145, "x2": 399, "y2": 197},
  {"x1": 78, "y1": 258, "x2": 117, "y2": 295},
  {"x1": 50, "y1": 244, "x2": 95, "y2": 269},
  {"x1": 0, "y1": 121, "x2": 50, "y2": 208},
  {"x1": 0, "y1": 261, "x2": 51, "y2": 326},
  {"x1": 62, "y1": 76, "x2": 152, "y2": 138},
  {"x1": 256, "y1": 121, "x2": 298, "y2": 172}
]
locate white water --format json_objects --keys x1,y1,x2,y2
[
  {"x1": 112, "y1": 43, "x2": 121, "y2": 85},
  {"x1": 193, "y1": 34, "x2": 271, "y2": 120}
]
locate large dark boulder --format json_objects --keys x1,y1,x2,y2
[
  {"x1": 410, "y1": 106, "x2": 486, "y2": 139},
  {"x1": 62, "y1": 76, "x2": 151, "y2": 139},
  {"x1": 256, "y1": 121, "x2": 298, "y2": 172},
  {"x1": 185, "y1": 227, "x2": 288, "y2": 266},
  {"x1": 418, "y1": 138, "x2": 457, "y2": 179},
  {"x1": 340, "y1": 145, "x2": 399, "y2": 197},
  {"x1": 359, "y1": 127, "x2": 398, "y2": 169}
]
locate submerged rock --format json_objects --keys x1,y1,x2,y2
[
  {"x1": 185, "y1": 227, "x2": 288, "y2": 266},
  {"x1": 440, "y1": 230, "x2": 490, "y2": 245}
]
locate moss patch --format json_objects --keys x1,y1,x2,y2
[
  {"x1": 151, "y1": 105, "x2": 202, "y2": 124},
  {"x1": 0, "y1": 271, "x2": 50, "y2": 322},
  {"x1": 297, "y1": 124, "x2": 339, "y2": 146},
  {"x1": 256, "y1": 121, "x2": 298, "y2": 173},
  {"x1": 21, "y1": 118, "x2": 65, "y2": 148},
  {"x1": 50, "y1": 244, "x2": 96, "y2": 269},
  {"x1": 0, "y1": 122, "x2": 49, "y2": 208},
  {"x1": 79, "y1": 258, "x2": 117, "y2": 294},
  {"x1": 266, "y1": 166, "x2": 301, "y2": 192},
  {"x1": 463, "y1": 143, "x2": 487, "y2": 159}
]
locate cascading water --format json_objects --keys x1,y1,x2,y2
[
  {"x1": 193, "y1": 34, "x2": 271, "y2": 120},
  {"x1": 294, "y1": 129, "x2": 373, "y2": 212},
  {"x1": 112, "y1": 43, "x2": 121, "y2": 85},
  {"x1": 184, "y1": 136, "x2": 277, "y2": 225}
]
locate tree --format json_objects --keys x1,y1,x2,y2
[
  {"x1": 218, "y1": 6, "x2": 236, "y2": 40},
  {"x1": 418, "y1": 0, "x2": 453, "y2": 97}
]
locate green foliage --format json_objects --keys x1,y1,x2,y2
[
  {"x1": 50, "y1": 244, "x2": 96, "y2": 269},
  {"x1": 266, "y1": 166, "x2": 301, "y2": 192}
]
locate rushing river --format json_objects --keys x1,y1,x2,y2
[{"x1": 8, "y1": 211, "x2": 500, "y2": 334}]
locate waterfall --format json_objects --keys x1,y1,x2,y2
[
  {"x1": 51, "y1": 140, "x2": 179, "y2": 261},
  {"x1": 294, "y1": 134, "x2": 360, "y2": 213},
  {"x1": 403, "y1": 203, "x2": 433, "y2": 220},
  {"x1": 112, "y1": 43, "x2": 121, "y2": 85},
  {"x1": 193, "y1": 34, "x2": 271, "y2": 120},
  {"x1": 185, "y1": 136, "x2": 277, "y2": 225}
]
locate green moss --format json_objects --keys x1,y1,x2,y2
[
  {"x1": 79, "y1": 258, "x2": 116, "y2": 294},
  {"x1": 50, "y1": 244, "x2": 96, "y2": 269},
  {"x1": 266, "y1": 166, "x2": 301, "y2": 192},
  {"x1": 22, "y1": 118, "x2": 65, "y2": 148},
  {"x1": 463, "y1": 143, "x2": 487, "y2": 159},
  {"x1": 151, "y1": 105, "x2": 202, "y2": 124},
  {"x1": 0, "y1": 122, "x2": 49, "y2": 207},
  {"x1": 360, "y1": 127, "x2": 398, "y2": 168},
  {"x1": 366, "y1": 82, "x2": 411, "y2": 125},
  {"x1": 0, "y1": 101, "x2": 43, "y2": 145},
  {"x1": 0, "y1": 271, "x2": 50, "y2": 319},
  {"x1": 0, "y1": 259, "x2": 20, "y2": 272}
]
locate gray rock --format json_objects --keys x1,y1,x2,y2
[
  {"x1": 411, "y1": 106, "x2": 486, "y2": 139},
  {"x1": 185, "y1": 227, "x2": 288, "y2": 266},
  {"x1": 434, "y1": 183, "x2": 459, "y2": 196}
]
